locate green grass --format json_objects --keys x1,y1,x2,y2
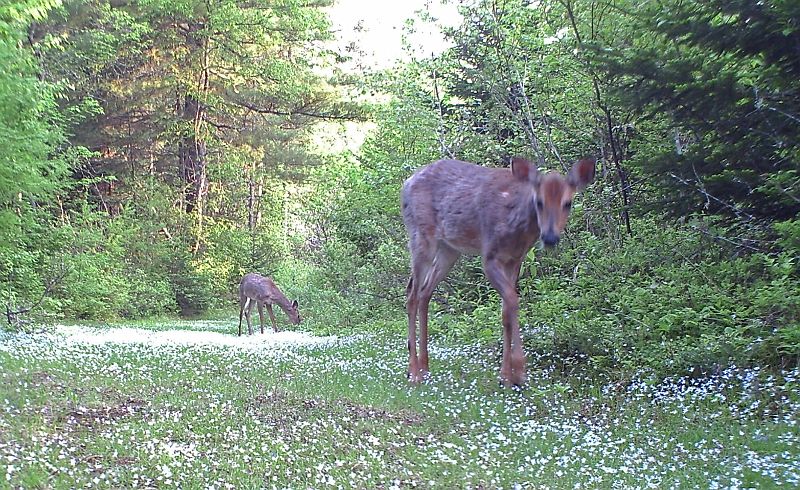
[{"x1": 0, "y1": 321, "x2": 798, "y2": 488}]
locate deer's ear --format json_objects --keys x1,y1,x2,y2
[
  {"x1": 511, "y1": 157, "x2": 539, "y2": 183},
  {"x1": 292, "y1": 299, "x2": 299, "y2": 309},
  {"x1": 568, "y1": 158, "x2": 596, "y2": 190}
]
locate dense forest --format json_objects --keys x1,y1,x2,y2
[{"x1": 2, "y1": 0, "x2": 799, "y2": 380}]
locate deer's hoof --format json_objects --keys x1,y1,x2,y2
[
  {"x1": 407, "y1": 371, "x2": 423, "y2": 385},
  {"x1": 499, "y1": 377, "x2": 526, "y2": 390}
]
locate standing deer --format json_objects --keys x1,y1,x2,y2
[
  {"x1": 402, "y1": 157, "x2": 595, "y2": 387},
  {"x1": 238, "y1": 273, "x2": 301, "y2": 336}
]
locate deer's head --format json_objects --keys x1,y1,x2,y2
[
  {"x1": 511, "y1": 157, "x2": 596, "y2": 248},
  {"x1": 288, "y1": 299, "x2": 301, "y2": 325}
]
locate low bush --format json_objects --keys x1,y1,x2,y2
[{"x1": 520, "y1": 219, "x2": 799, "y2": 378}]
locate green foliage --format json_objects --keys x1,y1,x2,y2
[
  {"x1": 297, "y1": 84, "x2": 441, "y2": 328},
  {"x1": 592, "y1": 0, "x2": 800, "y2": 220},
  {"x1": 0, "y1": 0, "x2": 73, "y2": 328},
  {"x1": 1, "y1": 0, "x2": 797, "y2": 396},
  {"x1": 167, "y1": 251, "x2": 221, "y2": 317},
  {"x1": 775, "y1": 218, "x2": 800, "y2": 253},
  {"x1": 518, "y1": 219, "x2": 800, "y2": 377},
  {"x1": 271, "y1": 256, "x2": 371, "y2": 333},
  {"x1": 0, "y1": 0, "x2": 357, "y2": 324},
  {"x1": 40, "y1": 208, "x2": 172, "y2": 320},
  {"x1": 433, "y1": 0, "x2": 598, "y2": 165},
  {"x1": 57, "y1": 249, "x2": 129, "y2": 320},
  {"x1": 0, "y1": 0, "x2": 66, "y2": 215}
]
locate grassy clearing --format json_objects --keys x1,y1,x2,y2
[{"x1": 0, "y1": 321, "x2": 798, "y2": 489}]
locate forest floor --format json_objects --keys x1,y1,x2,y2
[{"x1": 1, "y1": 320, "x2": 798, "y2": 489}]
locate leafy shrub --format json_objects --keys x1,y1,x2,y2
[
  {"x1": 122, "y1": 269, "x2": 176, "y2": 318},
  {"x1": 279, "y1": 243, "x2": 405, "y2": 334},
  {"x1": 56, "y1": 251, "x2": 131, "y2": 320},
  {"x1": 518, "y1": 219, "x2": 800, "y2": 377}
]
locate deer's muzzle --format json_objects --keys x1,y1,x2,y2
[{"x1": 541, "y1": 231, "x2": 560, "y2": 248}]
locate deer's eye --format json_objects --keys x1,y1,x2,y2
[
  {"x1": 564, "y1": 200, "x2": 572, "y2": 210},
  {"x1": 535, "y1": 199, "x2": 544, "y2": 210}
]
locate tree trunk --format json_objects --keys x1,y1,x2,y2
[
  {"x1": 177, "y1": 21, "x2": 209, "y2": 217},
  {"x1": 248, "y1": 160, "x2": 257, "y2": 268},
  {"x1": 175, "y1": 21, "x2": 211, "y2": 254},
  {"x1": 178, "y1": 92, "x2": 207, "y2": 214},
  {"x1": 562, "y1": 0, "x2": 632, "y2": 237}
]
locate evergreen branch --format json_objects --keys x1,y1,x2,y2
[{"x1": 227, "y1": 95, "x2": 358, "y2": 121}]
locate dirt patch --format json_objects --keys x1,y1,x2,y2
[
  {"x1": 114, "y1": 455, "x2": 137, "y2": 466},
  {"x1": 339, "y1": 400, "x2": 423, "y2": 426},
  {"x1": 30, "y1": 370, "x2": 66, "y2": 392},
  {"x1": 247, "y1": 387, "x2": 424, "y2": 427},
  {"x1": 56, "y1": 397, "x2": 147, "y2": 431},
  {"x1": 249, "y1": 388, "x2": 290, "y2": 408}
]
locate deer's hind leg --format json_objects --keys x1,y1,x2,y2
[
  {"x1": 406, "y1": 237, "x2": 435, "y2": 384},
  {"x1": 238, "y1": 296, "x2": 248, "y2": 337},
  {"x1": 407, "y1": 241, "x2": 459, "y2": 383},
  {"x1": 416, "y1": 245, "x2": 459, "y2": 374},
  {"x1": 406, "y1": 276, "x2": 422, "y2": 383},
  {"x1": 244, "y1": 298, "x2": 255, "y2": 336}
]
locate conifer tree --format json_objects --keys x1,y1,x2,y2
[{"x1": 596, "y1": 0, "x2": 800, "y2": 222}]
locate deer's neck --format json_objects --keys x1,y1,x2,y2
[
  {"x1": 271, "y1": 290, "x2": 293, "y2": 312},
  {"x1": 508, "y1": 188, "x2": 538, "y2": 232}
]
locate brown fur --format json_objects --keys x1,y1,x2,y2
[
  {"x1": 401, "y1": 157, "x2": 595, "y2": 386},
  {"x1": 238, "y1": 273, "x2": 301, "y2": 336}
]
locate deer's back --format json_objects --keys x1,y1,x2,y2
[
  {"x1": 240, "y1": 273, "x2": 276, "y2": 300},
  {"x1": 402, "y1": 159, "x2": 536, "y2": 256}
]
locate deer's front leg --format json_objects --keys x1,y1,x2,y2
[
  {"x1": 257, "y1": 304, "x2": 266, "y2": 334},
  {"x1": 418, "y1": 294, "x2": 431, "y2": 375},
  {"x1": 505, "y1": 293, "x2": 527, "y2": 387},
  {"x1": 266, "y1": 304, "x2": 279, "y2": 332},
  {"x1": 484, "y1": 257, "x2": 527, "y2": 387}
]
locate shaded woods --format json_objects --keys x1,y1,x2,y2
[{"x1": 2, "y1": 0, "x2": 799, "y2": 380}]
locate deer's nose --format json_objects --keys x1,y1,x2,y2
[{"x1": 541, "y1": 231, "x2": 560, "y2": 247}]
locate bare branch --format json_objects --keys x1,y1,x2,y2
[
  {"x1": 226, "y1": 93, "x2": 358, "y2": 121},
  {"x1": 431, "y1": 62, "x2": 455, "y2": 159},
  {"x1": 5, "y1": 264, "x2": 69, "y2": 326}
]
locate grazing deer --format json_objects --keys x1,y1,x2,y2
[
  {"x1": 402, "y1": 157, "x2": 595, "y2": 387},
  {"x1": 238, "y1": 273, "x2": 301, "y2": 336}
]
